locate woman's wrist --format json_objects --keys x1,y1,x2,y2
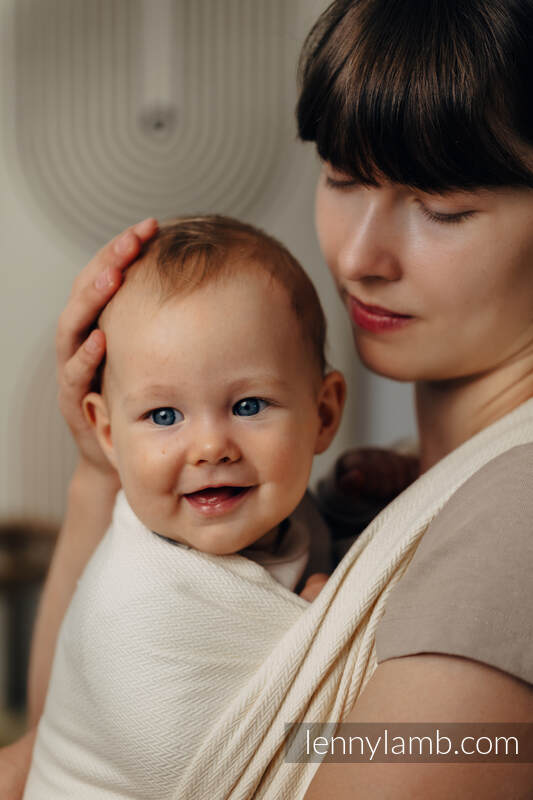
[
  {"x1": 0, "y1": 728, "x2": 37, "y2": 800},
  {"x1": 68, "y1": 458, "x2": 121, "y2": 509}
]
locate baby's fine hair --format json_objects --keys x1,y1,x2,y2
[{"x1": 127, "y1": 214, "x2": 327, "y2": 376}]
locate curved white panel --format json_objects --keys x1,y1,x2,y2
[{"x1": 13, "y1": 0, "x2": 298, "y2": 246}]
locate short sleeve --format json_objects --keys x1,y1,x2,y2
[{"x1": 375, "y1": 443, "x2": 533, "y2": 685}]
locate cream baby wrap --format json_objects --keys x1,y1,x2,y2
[
  {"x1": 24, "y1": 494, "x2": 310, "y2": 799},
  {"x1": 24, "y1": 398, "x2": 533, "y2": 799}
]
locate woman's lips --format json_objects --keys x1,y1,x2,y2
[
  {"x1": 348, "y1": 295, "x2": 414, "y2": 333},
  {"x1": 184, "y1": 486, "x2": 252, "y2": 517}
]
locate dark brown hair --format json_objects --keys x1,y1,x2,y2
[
  {"x1": 122, "y1": 215, "x2": 327, "y2": 376},
  {"x1": 297, "y1": 0, "x2": 533, "y2": 192}
]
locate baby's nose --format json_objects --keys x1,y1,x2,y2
[{"x1": 186, "y1": 426, "x2": 241, "y2": 466}]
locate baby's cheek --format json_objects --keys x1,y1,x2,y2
[
  {"x1": 268, "y1": 432, "x2": 314, "y2": 494},
  {"x1": 125, "y1": 440, "x2": 179, "y2": 494}
]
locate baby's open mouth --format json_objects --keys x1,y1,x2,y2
[
  {"x1": 185, "y1": 486, "x2": 248, "y2": 503},
  {"x1": 183, "y1": 486, "x2": 253, "y2": 516}
]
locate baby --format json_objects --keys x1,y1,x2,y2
[
  {"x1": 23, "y1": 216, "x2": 348, "y2": 799},
  {"x1": 25, "y1": 216, "x2": 418, "y2": 799}
]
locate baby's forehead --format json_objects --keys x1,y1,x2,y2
[
  {"x1": 103, "y1": 266, "x2": 309, "y2": 363},
  {"x1": 98, "y1": 262, "x2": 155, "y2": 329},
  {"x1": 100, "y1": 266, "x2": 324, "y2": 403},
  {"x1": 103, "y1": 260, "x2": 296, "y2": 329}
]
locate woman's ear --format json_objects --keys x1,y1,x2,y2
[
  {"x1": 314, "y1": 370, "x2": 346, "y2": 454},
  {"x1": 82, "y1": 392, "x2": 118, "y2": 470}
]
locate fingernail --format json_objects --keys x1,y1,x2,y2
[
  {"x1": 95, "y1": 269, "x2": 113, "y2": 290},
  {"x1": 134, "y1": 217, "x2": 157, "y2": 236},
  {"x1": 115, "y1": 232, "x2": 135, "y2": 255},
  {"x1": 84, "y1": 331, "x2": 101, "y2": 353}
]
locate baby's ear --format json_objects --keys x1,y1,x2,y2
[
  {"x1": 314, "y1": 370, "x2": 346, "y2": 454},
  {"x1": 82, "y1": 392, "x2": 118, "y2": 469}
]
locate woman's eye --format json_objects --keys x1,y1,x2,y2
[
  {"x1": 149, "y1": 407, "x2": 183, "y2": 426},
  {"x1": 232, "y1": 398, "x2": 268, "y2": 417},
  {"x1": 418, "y1": 202, "x2": 475, "y2": 225},
  {"x1": 324, "y1": 173, "x2": 358, "y2": 190},
  {"x1": 323, "y1": 164, "x2": 359, "y2": 190}
]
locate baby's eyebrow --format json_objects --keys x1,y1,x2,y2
[
  {"x1": 123, "y1": 384, "x2": 177, "y2": 407},
  {"x1": 226, "y1": 375, "x2": 290, "y2": 394},
  {"x1": 123, "y1": 375, "x2": 290, "y2": 408}
]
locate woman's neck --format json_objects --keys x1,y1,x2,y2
[{"x1": 415, "y1": 358, "x2": 533, "y2": 473}]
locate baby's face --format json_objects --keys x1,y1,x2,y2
[{"x1": 86, "y1": 269, "x2": 344, "y2": 554}]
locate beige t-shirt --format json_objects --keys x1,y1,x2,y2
[{"x1": 374, "y1": 443, "x2": 533, "y2": 685}]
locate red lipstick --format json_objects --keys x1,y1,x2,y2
[{"x1": 349, "y1": 296, "x2": 413, "y2": 333}]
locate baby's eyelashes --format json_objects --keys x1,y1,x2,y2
[
  {"x1": 148, "y1": 408, "x2": 184, "y2": 426},
  {"x1": 142, "y1": 397, "x2": 272, "y2": 426},
  {"x1": 232, "y1": 398, "x2": 269, "y2": 417}
]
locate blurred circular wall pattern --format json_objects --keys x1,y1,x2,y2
[{"x1": 13, "y1": 0, "x2": 298, "y2": 247}]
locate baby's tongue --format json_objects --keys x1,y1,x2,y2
[{"x1": 187, "y1": 487, "x2": 242, "y2": 504}]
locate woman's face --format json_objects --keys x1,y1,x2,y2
[{"x1": 316, "y1": 164, "x2": 533, "y2": 382}]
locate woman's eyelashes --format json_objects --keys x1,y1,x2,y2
[
  {"x1": 417, "y1": 202, "x2": 476, "y2": 226},
  {"x1": 323, "y1": 166, "x2": 477, "y2": 225},
  {"x1": 148, "y1": 407, "x2": 184, "y2": 426},
  {"x1": 232, "y1": 398, "x2": 269, "y2": 417},
  {"x1": 324, "y1": 172, "x2": 358, "y2": 190}
]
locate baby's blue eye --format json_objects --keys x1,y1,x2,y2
[
  {"x1": 232, "y1": 398, "x2": 268, "y2": 417},
  {"x1": 149, "y1": 408, "x2": 182, "y2": 426}
]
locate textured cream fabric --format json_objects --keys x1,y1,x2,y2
[
  {"x1": 24, "y1": 398, "x2": 533, "y2": 799},
  {"x1": 23, "y1": 496, "x2": 309, "y2": 799}
]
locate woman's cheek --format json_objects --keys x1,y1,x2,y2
[{"x1": 314, "y1": 185, "x2": 338, "y2": 269}]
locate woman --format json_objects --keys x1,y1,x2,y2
[{"x1": 4, "y1": 0, "x2": 533, "y2": 796}]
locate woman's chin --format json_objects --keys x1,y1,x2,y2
[
  {"x1": 354, "y1": 338, "x2": 456, "y2": 383},
  {"x1": 355, "y1": 338, "x2": 421, "y2": 382}
]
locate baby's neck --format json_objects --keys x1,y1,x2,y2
[{"x1": 241, "y1": 519, "x2": 289, "y2": 556}]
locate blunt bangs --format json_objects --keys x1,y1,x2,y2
[{"x1": 297, "y1": 0, "x2": 533, "y2": 192}]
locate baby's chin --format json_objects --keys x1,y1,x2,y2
[
  {"x1": 127, "y1": 488, "x2": 288, "y2": 555},
  {"x1": 147, "y1": 519, "x2": 280, "y2": 557},
  {"x1": 151, "y1": 528, "x2": 266, "y2": 556}
]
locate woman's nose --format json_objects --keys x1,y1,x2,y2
[
  {"x1": 336, "y1": 196, "x2": 403, "y2": 283},
  {"x1": 186, "y1": 422, "x2": 241, "y2": 466}
]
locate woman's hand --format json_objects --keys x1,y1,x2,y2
[
  {"x1": 56, "y1": 218, "x2": 158, "y2": 473},
  {"x1": 0, "y1": 729, "x2": 36, "y2": 800}
]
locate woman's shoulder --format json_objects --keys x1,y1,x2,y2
[
  {"x1": 438, "y1": 439, "x2": 533, "y2": 508},
  {"x1": 375, "y1": 443, "x2": 533, "y2": 685}
]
